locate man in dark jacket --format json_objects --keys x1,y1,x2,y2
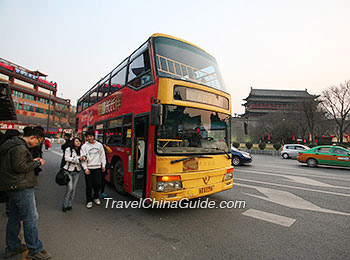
[
  {"x1": 0, "y1": 129, "x2": 21, "y2": 217},
  {"x1": 0, "y1": 128, "x2": 52, "y2": 259}
]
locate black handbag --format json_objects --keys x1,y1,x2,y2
[{"x1": 55, "y1": 169, "x2": 70, "y2": 186}]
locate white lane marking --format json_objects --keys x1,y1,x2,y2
[
  {"x1": 238, "y1": 183, "x2": 350, "y2": 216},
  {"x1": 255, "y1": 163, "x2": 350, "y2": 178},
  {"x1": 285, "y1": 175, "x2": 350, "y2": 189},
  {"x1": 258, "y1": 163, "x2": 350, "y2": 171},
  {"x1": 236, "y1": 168, "x2": 350, "y2": 182},
  {"x1": 242, "y1": 209, "x2": 296, "y2": 227},
  {"x1": 235, "y1": 169, "x2": 350, "y2": 189},
  {"x1": 235, "y1": 178, "x2": 350, "y2": 197},
  {"x1": 50, "y1": 150, "x2": 62, "y2": 156}
]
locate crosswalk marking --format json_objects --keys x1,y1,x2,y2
[
  {"x1": 236, "y1": 168, "x2": 350, "y2": 182},
  {"x1": 235, "y1": 178, "x2": 350, "y2": 197},
  {"x1": 237, "y1": 183, "x2": 350, "y2": 216},
  {"x1": 242, "y1": 209, "x2": 296, "y2": 227},
  {"x1": 284, "y1": 175, "x2": 350, "y2": 189}
]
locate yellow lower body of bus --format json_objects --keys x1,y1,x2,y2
[{"x1": 151, "y1": 167, "x2": 233, "y2": 202}]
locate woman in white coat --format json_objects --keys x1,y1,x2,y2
[{"x1": 62, "y1": 137, "x2": 84, "y2": 212}]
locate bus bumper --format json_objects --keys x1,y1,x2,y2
[{"x1": 150, "y1": 179, "x2": 233, "y2": 202}]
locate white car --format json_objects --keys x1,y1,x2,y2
[{"x1": 281, "y1": 144, "x2": 309, "y2": 159}]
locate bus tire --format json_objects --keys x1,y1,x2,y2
[{"x1": 112, "y1": 160, "x2": 127, "y2": 195}]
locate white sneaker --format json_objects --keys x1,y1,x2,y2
[
  {"x1": 94, "y1": 199, "x2": 101, "y2": 205},
  {"x1": 86, "y1": 202, "x2": 93, "y2": 209}
]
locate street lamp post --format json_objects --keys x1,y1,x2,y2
[{"x1": 46, "y1": 91, "x2": 51, "y2": 136}]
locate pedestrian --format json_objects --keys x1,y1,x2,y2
[
  {"x1": 60, "y1": 133, "x2": 72, "y2": 168},
  {"x1": 24, "y1": 126, "x2": 44, "y2": 176},
  {"x1": 62, "y1": 137, "x2": 84, "y2": 212},
  {"x1": 81, "y1": 131, "x2": 106, "y2": 209},
  {"x1": 0, "y1": 127, "x2": 52, "y2": 259},
  {"x1": 0, "y1": 129, "x2": 21, "y2": 217},
  {"x1": 44, "y1": 138, "x2": 51, "y2": 150}
]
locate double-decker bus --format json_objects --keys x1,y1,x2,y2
[{"x1": 76, "y1": 33, "x2": 233, "y2": 201}]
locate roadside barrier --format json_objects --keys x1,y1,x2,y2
[{"x1": 239, "y1": 148, "x2": 281, "y2": 156}]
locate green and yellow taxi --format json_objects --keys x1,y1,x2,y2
[{"x1": 297, "y1": 145, "x2": 350, "y2": 168}]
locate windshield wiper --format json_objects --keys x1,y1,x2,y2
[
  {"x1": 205, "y1": 148, "x2": 231, "y2": 159},
  {"x1": 171, "y1": 155, "x2": 213, "y2": 164}
]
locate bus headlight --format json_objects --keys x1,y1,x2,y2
[
  {"x1": 224, "y1": 168, "x2": 234, "y2": 181},
  {"x1": 156, "y1": 181, "x2": 183, "y2": 192},
  {"x1": 156, "y1": 175, "x2": 182, "y2": 192}
]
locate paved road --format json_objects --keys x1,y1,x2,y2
[{"x1": 1, "y1": 145, "x2": 349, "y2": 259}]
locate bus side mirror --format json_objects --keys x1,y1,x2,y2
[{"x1": 150, "y1": 104, "x2": 162, "y2": 126}]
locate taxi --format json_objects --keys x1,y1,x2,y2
[{"x1": 297, "y1": 145, "x2": 350, "y2": 167}]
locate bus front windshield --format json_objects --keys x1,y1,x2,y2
[
  {"x1": 156, "y1": 105, "x2": 231, "y2": 155},
  {"x1": 153, "y1": 37, "x2": 226, "y2": 92}
]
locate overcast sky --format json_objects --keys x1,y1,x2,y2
[{"x1": 1, "y1": 0, "x2": 349, "y2": 114}]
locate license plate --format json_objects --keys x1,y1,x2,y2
[{"x1": 199, "y1": 185, "x2": 214, "y2": 194}]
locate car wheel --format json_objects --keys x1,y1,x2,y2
[
  {"x1": 306, "y1": 158, "x2": 318, "y2": 168},
  {"x1": 282, "y1": 153, "x2": 289, "y2": 159},
  {"x1": 112, "y1": 160, "x2": 127, "y2": 195},
  {"x1": 232, "y1": 156, "x2": 241, "y2": 166}
]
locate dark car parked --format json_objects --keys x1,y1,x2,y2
[{"x1": 231, "y1": 147, "x2": 252, "y2": 166}]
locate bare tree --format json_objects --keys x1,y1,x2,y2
[
  {"x1": 55, "y1": 104, "x2": 71, "y2": 136},
  {"x1": 255, "y1": 112, "x2": 299, "y2": 144},
  {"x1": 321, "y1": 81, "x2": 350, "y2": 142},
  {"x1": 297, "y1": 96, "x2": 321, "y2": 142}
]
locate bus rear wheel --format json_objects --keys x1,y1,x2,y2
[{"x1": 112, "y1": 160, "x2": 126, "y2": 195}]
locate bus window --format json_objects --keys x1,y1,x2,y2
[
  {"x1": 97, "y1": 78, "x2": 110, "y2": 101},
  {"x1": 106, "y1": 118, "x2": 123, "y2": 145},
  {"x1": 154, "y1": 36, "x2": 227, "y2": 91},
  {"x1": 110, "y1": 66, "x2": 127, "y2": 94},
  {"x1": 122, "y1": 115, "x2": 132, "y2": 147},
  {"x1": 95, "y1": 123, "x2": 105, "y2": 142},
  {"x1": 127, "y1": 50, "x2": 152, "y2": 89},
  {"x1": 89, "y1": 87, "x2": 98, "y2": 106},
  {"x1": 82, "y1": 96, "x2": 89, "y2": 110}
]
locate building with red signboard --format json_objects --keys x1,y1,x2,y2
[{"x1": 0, "y1": 57, "x2": 71, "y2": 134}]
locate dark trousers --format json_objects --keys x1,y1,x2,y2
[
  {"x1": 6, "y1": 189, "x2": 43, "y2": 255},
  {"x1": 84, "y1": 168, "x2": 102, "y2": 203}
]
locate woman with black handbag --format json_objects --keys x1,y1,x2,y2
[{"x1": 62, "y1": 137, "x2": 84, "y2": 212}]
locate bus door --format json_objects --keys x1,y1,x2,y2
[{"x1": 132, "y1": 115, "x2": 149, "y2": 198}]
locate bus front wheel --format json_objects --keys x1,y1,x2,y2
[{"x1": 112, "y1": 160, "x2": 126, "y2": 195}]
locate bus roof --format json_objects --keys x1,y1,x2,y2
[
  {"x1": 78, "y1": 33, "x2": 216, "y2": 102},
  {"x1": 151, "y1": 33, "x2": 213, "y2": 58}
]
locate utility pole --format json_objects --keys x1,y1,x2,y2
[{"x1": 46, "y1": 91, "x2": 51, "y2": 136}]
